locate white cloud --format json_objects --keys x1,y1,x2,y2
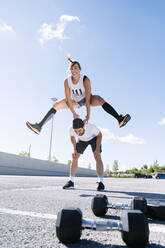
[
  {"x1": 0, "y1": 20, "x2": 15, "y2": 33},
  {"x1": 117, "y1": 133, "x2": 145, "y2": 144},
  {"x1": 39, "y1": 14, "x2": 80, "y2": 46},
  {"x1": 59, "y1": 14, "x2": 80, "y2": 23},
  {"x1": 100, "y1": 127, "x2": 145, "y2": 145},
  {"x1": 158, "y1": 117, "x2": 165, "y2": 125}
]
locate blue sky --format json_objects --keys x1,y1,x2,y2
[{"x1": 0, "y1": 0, "x2": 165, "y2": 171}]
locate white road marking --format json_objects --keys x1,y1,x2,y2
[
  {"x1": 0, "y1": 185, "x2": 62, "y2": 193},
  {"x1": 0, "y1": 208, "x2": 57, "y2": 220},
  {"x1": 0, "y1": 208, "x2": 165, "y2": 233}
]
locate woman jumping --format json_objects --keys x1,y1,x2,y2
[{"x1": 26, "y1": 56, "x2": 131, "y2": 134}]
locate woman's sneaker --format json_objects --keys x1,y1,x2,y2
[
  {"x1": 63, "y1": 180, "x2": 74, "y2": 189},
  {"x1": 97, "y1": 182, "x2": 105, "y2": 191},
  {"x1": 26, "y1": 122, "x2": 41, "y2": 135},
  {"x1": 119, "y1": 114, "x2": 131, "y2": 128}
]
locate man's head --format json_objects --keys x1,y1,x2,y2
[{"x1": 73, "y1": 118, "x2": 85, "y2": 136}]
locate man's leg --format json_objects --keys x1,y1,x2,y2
[
  {"x1": 90, "y1": 95, "x2": 131, "y2": 128},
  {"x1": 63, "y1": 152, "x2": 80, "y2": 189},
  {"x1": 94, "y1": 152, "x2": 104, "y2": 176},
  {"x1": 63, "y1": 140, "x2": 87, "y2": 189},
  {"x1": 70, "y1": 152, "x2": 80, "y2": 181},
  {"x1": 93, "y1": 149, "x2": 105, "y2": 191},
  {"x1": 26, "y1": 98, "x2": 79, "y2": 134}
]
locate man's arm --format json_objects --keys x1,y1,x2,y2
[
  {"x1": 84, "y1": 77, "x2": 91, "y2": 122},
  {"x1": 70, "y1": 135, "x2": 77, "y2": 152},
  {"x1": 64, "y1": 79, "x2": 78, "y2": 117}
]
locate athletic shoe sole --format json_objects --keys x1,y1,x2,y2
[
  {"x1": 63, "y1": 186, "x2": 74, "y2": 190},
  {"x1": 26, "y1": 122, "x2": 40, "y2": 135},
  {"x1": 119, "y1": 114, "x2": 131, "y2": 128}
]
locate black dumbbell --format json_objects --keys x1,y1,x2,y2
[
  {"x1": 56, "y1": 207, "x2": 149, "y2": 248},
  {"x1": 91, "y1": 194, "x2": 148, "y2": 217}
]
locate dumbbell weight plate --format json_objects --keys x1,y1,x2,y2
[
  {"x1": 130, "y1": 196, "x2": 148, "y2": 214},
  {"x1": 146, "y1": 200, "x2": 165, "y2": 221},
  {"x1": 121, "y1": 210, "x2": 149, "y2": 248},
  {"x1": 91, "y1": 194, "x2": 108, "y2": 217},
  {"x1": 56, "y1": 207, "x2": 82, "y2": 243}
]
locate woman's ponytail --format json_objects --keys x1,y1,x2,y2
[{"x1": 67, "y1": 55, "x2": 73, "y2": 63}]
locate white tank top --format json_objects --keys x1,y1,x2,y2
[{"x1": 67, "y1": 74, "x2": 85, "y2": 102}]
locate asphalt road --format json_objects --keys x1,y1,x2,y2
[{"x1": 0, "y1": 176, "x2": 165, "y2": 248}]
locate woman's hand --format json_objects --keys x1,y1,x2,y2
[{"x1": 83, "y1": 115, "x2": 90, "y2": 123}]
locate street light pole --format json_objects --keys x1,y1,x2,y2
[
  {"x1": 48, "y1": 97, "x2": 58, "y2": 161},
  {"x1": 28, "y1": 144, "x2": 31, "y2": 157}
]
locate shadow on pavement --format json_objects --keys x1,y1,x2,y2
[
  {"x1": 63, "y1": 239, "x2": 164, "y2": 248},
  {"x1": 148, "y1": 245, "x2": 165, "y2": 248},
  {"x1": 74, "y1": 188, "x2": 112, "y2": 193},
  {"x1": 64, "y1": 239, "x2": 125, "y2": 247},
  {"x1": 79, "y1": 194, "x2": 132, "y2": 200},
  {"x1": 148, "y1": 219, "x2": 165, "y2": 224},
  {"x1": 79, "y1": 194, "x2": 94, "y2": 197},
  {"x1": 101, "y1": 214, "x2": 120, "y2": 220},
  {"x1": 110, "y1": 191, "x2": 165, "y2": 201}
]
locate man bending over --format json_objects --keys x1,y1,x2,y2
[{"x1": 63, "y1": 118, "x2": 105, "y2": 191}]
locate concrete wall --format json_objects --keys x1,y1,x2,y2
[{"x1": 0, "y1": 152, "x2": 107, "y2": 177}]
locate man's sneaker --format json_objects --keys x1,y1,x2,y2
[
  {"x1": 26, "y1": 122, "x2": 41, "y2": 135},
  {"x1": 119, "y1": 114, "x2": 131, "y2": 128},
  {"x1": 97, "y1": 182, "x2": 105, "y2": 191},
  {"x1": 63, "y1": 180, "x2": 74, "y2": 189}
]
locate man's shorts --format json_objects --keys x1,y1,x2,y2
[{"x1": 76, "y1": 136, "x2": 102, "y2": 154}]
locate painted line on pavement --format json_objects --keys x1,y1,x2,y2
[{"x1": 0, "y1": 208, "x2": 57, "y2": 220}]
